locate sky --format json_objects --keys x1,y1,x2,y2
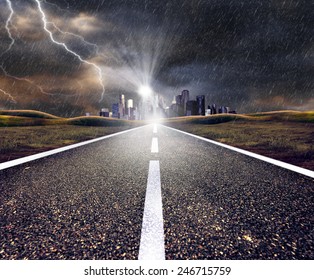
[{"x1": 0, "y1": 0, "x2": 313, "y2": 116}]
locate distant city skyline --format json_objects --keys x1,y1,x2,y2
[{"x1": 103, "y1": 89, "x2": 236, "y2": 120}]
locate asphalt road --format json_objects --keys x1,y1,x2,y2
[{"x1": 0, "y1": 124, "x2": 313, "y2": 260}]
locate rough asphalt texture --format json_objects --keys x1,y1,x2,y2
[{"x1": 0, "y1": 124, "x2": 313, "y2": 259}]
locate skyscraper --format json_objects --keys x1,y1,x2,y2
[
  {"x1": 127, "y1": 99, "x2": 133, "y2": 109},
  {"x1": 196, "y1": 95, "x2": 205, "y2": 115},
  {"x1": 186, "y1": 100, "x2": 198, "y2": 116},
  {"x1": 210, "y1": 104, "x2": 217, "y2": 114},
  {"x1": 175, "y1": 94, "x2": 182, "y2": 105},
  {"x1": 119, "y1": 94, "x2": 125, "y2": 117},
  {"x1": 112, "y1": 103, "x2": 120, "y2": 118},
  {"x1": 127, "y1": 99, "x2": 135, "y2": 120},
  {"x1": 175, "y1": 94, "x2": 183, "y2": 116},
  {"x1": 181, "y1": 90, "x2": 189, "y2": 115}
]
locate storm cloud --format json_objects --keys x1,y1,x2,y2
[{"x1": 0, "y1": 0, "x2": 313, "y2": 116}]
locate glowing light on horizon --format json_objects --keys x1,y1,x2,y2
[
  {"x1": 100, "y1": 24, "x2": 179, "y2": 102},
  {"x1": 138, "y1": 85, "x2": 152, "y2": 97}
]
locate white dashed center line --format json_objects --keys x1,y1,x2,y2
[
  {"x1": 138, "y1": 124, "x2": 165, "y2": 260},
  {"x1": 138, "y1": 160, "x2": 165, "y2": 260},
  {"x1": 153, "y1": 124, "x2": 157, "y2": 134},
  {"x1": 151, "y1": 137, "x2": 159, "y2": 153}
]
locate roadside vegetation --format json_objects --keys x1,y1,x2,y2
[
  {"x1": 0, "y1": 109, "x2": 313, "y2": 170},
  {"x1": 162, "y1": 110, "x2": 314, "y2": 170},
  {"x1": 0, "y1": 110, "x2": 144, "y2": 162},
  {"x1": 0, "y1": 110, "x2": 143, "y2": 127}
]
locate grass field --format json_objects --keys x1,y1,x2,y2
[
  {"x1": 0, "y1": 125, "x2": 139, "y2": 162},
  {"x1": 0, "y1": 110, "x2": 144, "y2": 163},
  {"x1": 0, "y1": 110, "x2": 313, "y2": 171},
  {"x1": 161, "y1": 111, "x2": 314, "y2": 171}
]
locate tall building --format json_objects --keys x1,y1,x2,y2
[
  {"x1": 119, "y1": 94, "x2": 125, "y2": 117},
  {"x1": 207, "y1": 104, "x2": 233, "y2": 115},
  {"x1": 186, "y1": 100, "x2": 198, "y2": 116},
  {"x1": 220, "y1": 106, "x2": 229, "y2": 114},
  {"x1": 127, "y1": 99, "x2": 133, "y2": 109},
  {"x1": 127, "y1": 99, "x2": 135, "y2": 120},
  {"x1": 175, "y1": 94, "x2": 182, "y2": 105},
  {"x1": 196, "y1": 95, "x2": 205, "y2": 115},
  {"x1": 181, "y1": 90, "x2": 189, "y2": 115},
  {"x1": 174, "y1": 90, "x2": 190, "y2": 116},
  {"x1": 171, "y1": 96, "x2": 176, "y2": 105},
  {"x1": 174, "y1": 94, "x2": 183, "y2": 116},
  {"x1": 112, "y1": 103, "x2": 120, "y2": 118},
  {"x1": 209, "y1": 104, "x2": 217, "y2": 114}
]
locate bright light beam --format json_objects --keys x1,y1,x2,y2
[
  {"x1": 138, "y1": 85, "x2": 152, "y2": 97},
  {"x1": 1, "y1": 0, "x2": 15, "y2": 56},
  {"x1": 34, "y1": 0, "x2": 105, "y2": 100}
]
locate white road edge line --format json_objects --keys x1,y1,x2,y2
[
  {"x1": 161, "y1": 124, "x2": 314, "y2": 179},
  {"x1": 0, "y1": 125, "x2": 149, "y2": 171},
  {"x1": 139, "y1": 160, "x2": 165, "y2": 260},
  {"x1": 151, "y1": 137, "x2": 159, "y2": 153}
]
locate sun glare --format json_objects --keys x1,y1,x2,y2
[{"x1": 138, "y1": 85, "x2": 152, "y2": 97}]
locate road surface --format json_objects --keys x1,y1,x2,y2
[{"x1": 0, "y1": 124, "x2": 313, "y2": 260}]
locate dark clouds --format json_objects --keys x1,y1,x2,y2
[{"x1": 0, "y1": 0, "x2": 313, "y2": 116}]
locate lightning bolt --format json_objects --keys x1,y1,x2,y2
[
  {"x1": 0, "y1": 0, "x2": 55, "y2": 100},
  {"x1": 0, "y1": 0, "x2": 17, "y2": 104},
  {"x1": 43, "y1": 0, "x2": 70, "y2": 12},
  {"x1": 0, "y1": 65, "x2": 54, "y2": 96},
  {"x1": 50, "y1": 22, "x2": 107, "y2": 61},
  {"x1": 0, "y1": 88, "x2": 16, "y2": 104},
  {"x1": 1, "y1": 0, "x2": 15, "y2": 56},
  {"x1": 34, "y1": 0, "x2": 105, "y2": 100}
]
